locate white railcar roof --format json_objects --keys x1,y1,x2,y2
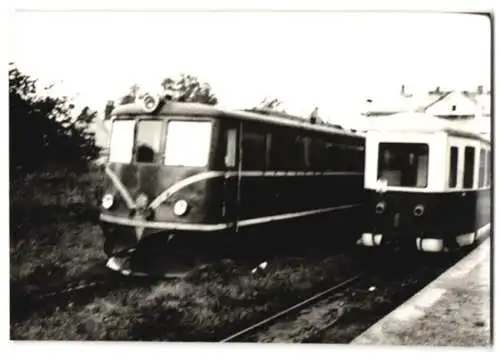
[{"x1": 363, "y1": 112, "x2": 490, "y2": 144}]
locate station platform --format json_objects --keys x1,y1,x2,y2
[{"x1": 352, "y1": 237, "x2": 491, "y2": 347}]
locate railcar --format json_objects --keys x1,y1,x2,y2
[
  {"x1": 358, "y1": 112, "x2": 491, "y2": 252},
  {"x1": 99, "y1": 94, "x2": 366, "y2": 274}
]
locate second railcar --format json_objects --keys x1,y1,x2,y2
[{"x1": 358, "y1": 112, "x2": 491, "y2": 252}]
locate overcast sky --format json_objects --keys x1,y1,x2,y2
[{"x1": 9, "y1": 11, "x2": 491, "y2": 121}]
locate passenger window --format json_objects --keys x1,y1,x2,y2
[
  {"x1": 242, "y1": 130, "x2": 267, "y2": 170},
  {"x1": 479, "y1": 149, "x2": 486, "y2": 188},
  {"x1": 486, "y1": 150, "x2": 491, "y2": 187},
  {"x1": 290, "y1": 135, "x2": 308, "y2": 170},
  {"x1": 463, "y1": 146, "x2": 475, "y2": 189},
  {"x1": 449, "y1": 146, "x2": 458, "y2": 188},
  {"x1": 326, "y1": 143, "x2": 364, "y2": 172},
  {"x1": 224, "y1": 128, "x2": 237, "y2": 168},
  {"x1": 309, "y1": 138, "x2": 327, "y2": 171}
]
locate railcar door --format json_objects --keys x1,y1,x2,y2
[{"x1": 222, "y1": 125, "x2": 240, "y2": 232}]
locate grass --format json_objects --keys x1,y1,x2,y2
[
  {"x1": 11, "y1": 253, "x2": 362, "y2": 340},
  {"x1": 10, "y1": 166, "x2": 107, "y2": 292}
]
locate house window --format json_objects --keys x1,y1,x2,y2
[
  {"x1": 463, "y1": 146, "x2": 475, "y2": 189},
  {"x1": 448, "y1": 146, "x2": 458, "y2": 188},
  {"x1": 451, "y1": 105, "x2": 457, "y2": 111}
]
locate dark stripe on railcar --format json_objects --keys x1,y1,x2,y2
[
  {"x1": 363, "y1": 189, "x2": 491, "y2": 240},
  {"x1": 236, "y1": 173, "x2": 364, "y2": 221}
]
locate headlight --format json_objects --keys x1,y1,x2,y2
[
  {"x1": 414, "y1": 204, "x2": 425, "y2": 217},
  {"x1": 101, "y1": 194, "x2": 114, "y2": 209},
  {"x1": 173, "y1": 200, "x2": 188, "y2": 216},
  {"x1": 375, "y1": 201, "x2": 386, "y2": 214}
]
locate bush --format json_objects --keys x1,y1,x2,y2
[{"x1": 9, "y1": 63, "x2": 101, "y2": 178}]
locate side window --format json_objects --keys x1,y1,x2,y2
[
  {"x1": 326, "y1": 142, "x2": 365, "y2": 172},
  {"x1": 448, "y1": 146, "x2": 458, "y2": 188},
  {"x1": 268, "y1": 131, "x2": 286, "y2": 170},
  {"x1": 224, "y1": 128, "x2": 237, "y2": 168},
  {"x1": 309, "y1": 137, "x2": 327, "y2": 171},
  {"x1": 291, "y1": 134, "x2": 307, "y2": 170},
  {"x1": 463, "y1": 146, "x2": 475, "y2": 189},
  {"x1": 268, "y1": 130, "x2": 308, "y2": 170},
  {"x1": 302, "y1": 136, "x2": 311, "y2": 170},
  {"x1": 325, "y1": 142, "x2": 340, "y2": 171},
  {"x1": 242, "y1": 129, "x2": 267, "y2": 170},
  {"x1": 479, "y1": 149, "x2": 486, "y2": 188},
  {"x1": 486, "y1": 150, "x2": 491, "y2": 187}
]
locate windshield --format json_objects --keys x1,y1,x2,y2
[
  {"x1": 135, "y1": 120, "x2": 163, "y2": 163},
  {"x1": 377, "y1": 142, "x2": 429, "y2": 188},
  {"x1": 108, "y1": 119, "x2": 135, "y2": 163},
  {"x1": 164, "y1": 120, "x2": 213, "y2": 167}
]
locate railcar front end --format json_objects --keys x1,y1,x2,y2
[{"x1": 99, "y1": 95, "x2": 235, "y2": 274}]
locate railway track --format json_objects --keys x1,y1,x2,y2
[
  {"x1": 218, "y1": 247, "x2": 468, "y2": 343},
  {"x1": 10, "y1": 267, "x2": 159, "y2": 323},
  {"x1": 219, "y1": 273, "x2": 364, "y2": 342}
]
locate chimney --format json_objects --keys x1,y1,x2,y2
[{"x1": 428, "y1": 86, "x2": 442, "y2": 95}]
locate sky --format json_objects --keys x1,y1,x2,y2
[{"x1": 9, "y1": 11, "x2": 491, "y2": 122}]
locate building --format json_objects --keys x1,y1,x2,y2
[{"x1": 362, "y1": 85, "x2": 491, "y2": 135}]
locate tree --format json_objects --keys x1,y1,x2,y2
[
  {"x1": 254, "y1": 97, "x2": 285, "y2": 112},
  {"x1": 161, "y1": 74, "x2": 218, "y2": 105},
  {"x1": 9, "y1": 63, "x2": 100, "y2": 176},
  {"x1": 119, "y1": 84, "x2": 140, "y2": 105}
]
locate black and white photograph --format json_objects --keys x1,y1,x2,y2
[{"x1": 6, "y1": 1, "x2": 493, "y2": 352}]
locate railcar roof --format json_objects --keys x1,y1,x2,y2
[
  {"x1": 112, "y1": 100, "x2": 365, "y2": 139},
  {"x1": 363, "y1": 112, "x2": 491, "y2": 144}
]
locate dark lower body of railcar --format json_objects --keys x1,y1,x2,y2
[
  {"x1": 100, "y1": 167, "x2": 365, "y2": 276},
  {"x1": 357, "y1": 189, "x2": 491, "y2": 252}
]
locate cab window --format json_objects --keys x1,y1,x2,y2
[
  {"x1": 135, "y1": 120, "x2": 163, "y2": 163},
  {"x1": 164, "y1": 120, "x2": 213, "y2": 167},
  {"x1": 377, "y1": 142, "x2": 429, "y2": 188},
  {"x1": 108, "y1": 119, "x2": 135, "y2": 164}
]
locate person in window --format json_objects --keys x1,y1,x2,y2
[{"x1": 136, "y1": 144, "x2": 155, "y2": 163}]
